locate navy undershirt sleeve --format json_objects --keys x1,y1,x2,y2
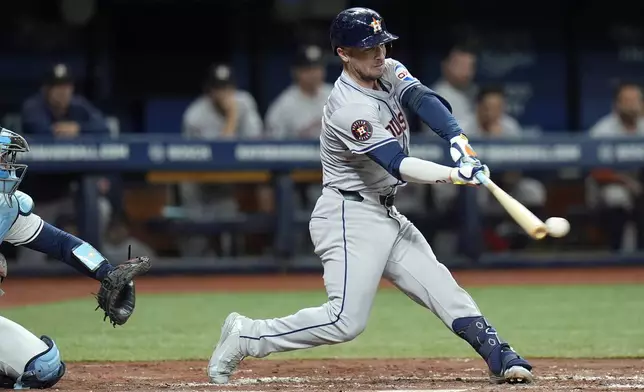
[
  {"x1": 24, "y1": 222, "x2": 113, "y2": 280},
  {"x1": 366, "y1": 142, "x2": 408, "y2": 180},
  {"x1": 401, "y1": 85, "x2": 462, "y2": 141}
]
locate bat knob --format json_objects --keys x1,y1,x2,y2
[{"x1": 533, "y1": 227, "x2": 548, "y2": 240}]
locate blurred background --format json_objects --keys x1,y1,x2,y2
[{"x1": 2, "y1": 0, "x2": 644, "y2": 275}]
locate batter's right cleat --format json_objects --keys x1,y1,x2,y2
[
  {"x1": 208, "y1": 312, "x2": 247, "y2": 384},
  {"x1": 488, "y1": 344, "x2": 534, "y2": 384}
]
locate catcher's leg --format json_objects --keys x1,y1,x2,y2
[
  {"x1": 0, "y1": 316, "x2": 65, "y2": 389},
  {"x1": 6, "y1": 213, "x2": 152, "y2": 326},
  {"x1": 383, "y1": 210, "x2": 533, "y2": 384}
]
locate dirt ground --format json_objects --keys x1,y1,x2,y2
[{"x1": 3, "y1": 266, "x2": 644, "y2": 391}]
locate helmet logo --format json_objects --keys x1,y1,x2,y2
[{"x1": 370, "y1": 17, "x2": 382, "y2": 34}]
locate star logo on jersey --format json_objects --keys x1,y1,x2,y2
[
  {"x1": 370, "y1": 17, "x2": 382, "y2": 34},
  {"x1": 351, "y1": 119, "x2": 373, "y2": 141}
]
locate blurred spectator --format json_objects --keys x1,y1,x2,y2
[
  {"x1": 400, "y1": 44, "x2": 478, "y2": 234},
  {"x1": 460, "y1": 85, "x2": 522, "y2": 138},
  {"x1": 101, "y1": 214, "x2": 157, "y2": 264},
  {"x1": 265, "y1": 45, "x2": 333, "y2": 139},
  {"x1": 432, "y1": 86, "x2": 546, "y2": 250},
  {"x1": 430, "y1": 44, "x2": 478, "y2": 124},
  {"x1": 265, "y1": 45, "x2": 332, "y2": 217},
  {"x1": 21, "y1": 63, "x2": 110, "y2": 136},
  {"x1": 16, "y1": 63, "x2": 113, "y2": 265},
  {"x1": 587, "y1": 82, "x2": 644, "y2": 251},
  {"x1": 590, "y1": 83, "x2": 644, "y2": 137},
  {"x1": 182, "y1": 63, "x2": 262, "y2": 139},
  {"x1": 178, "y1": 63, "x2": 266, "y2": 258}
]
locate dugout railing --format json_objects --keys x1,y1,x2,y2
[{"x1": 7, "y1": 133, "x2": 644, "y2": 276}]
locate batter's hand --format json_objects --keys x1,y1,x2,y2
[
  {"x1": 449, "y1": 162, "x2": 490, "y2": 186},
  {"x1": 449, "y1": 134, "x2": 481, "y2": 167}
]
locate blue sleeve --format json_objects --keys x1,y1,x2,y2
[
  {"x1": 401, "y1": 85, "x2": 462, "y2": 141},
  {"x1": 366, "y1": 142, "x2": 408, "y2": 180},
  {"x1": 76, "y1": 98, "x2": 110, "y2": 134},
  {"x1": 21, "y1": 97, "x2": 53, "y2": 135},
  {"x1": 24, "y1": 222, "x2": 112, "y2": 280}
]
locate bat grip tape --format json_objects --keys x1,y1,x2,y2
[{"x1": 474, "y1": 171, "x2": 489, "y2": 185}]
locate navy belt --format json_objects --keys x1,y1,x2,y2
[{"x1": 338, "y1": 190, "x2": 395, "y2": 208}]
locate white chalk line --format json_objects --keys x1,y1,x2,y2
[
  {"x1": 167, "y1": 374, "x2": 644, "y2": 389},
  {"x1": 176, "y1": 387, "x2": 469, "y2": 392},
  {"x1": 376, "y1": 390, "x2": 469, "y2": 392}
]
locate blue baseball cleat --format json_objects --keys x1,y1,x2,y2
[
  {"x1": 488, "y1": 344, "x2": 534, "y2": 384},
  {"x1": 452, "y1": 316, "x2": 534, "y2": 384}
]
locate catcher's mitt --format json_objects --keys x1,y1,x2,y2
[{"x1": 95, "y1": 256, "x2": 151, "y2": 327}]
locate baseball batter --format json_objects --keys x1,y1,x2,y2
[
  {"x1": 208, "y1": 7, "x2": 533, "y2": 385},
  {"x1": 0, "y1": 128, "x2": 151, "y2": 389}
]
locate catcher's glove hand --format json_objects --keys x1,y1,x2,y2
[{"x1": 95, "y1": 256, "x2": 151, "y2": 327}]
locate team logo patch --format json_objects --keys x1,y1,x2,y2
[
  {"x1": 351, "y1": 119, "x2": 373, "y2": 141},
  {"x1": 394, "y1": 64, "x2": 416, "y2": 82}
]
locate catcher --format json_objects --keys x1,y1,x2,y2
[{"x1": 0, "y1": 127, "x2": 151, "y2": 389}]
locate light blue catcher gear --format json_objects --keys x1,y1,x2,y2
[
  {"x1": 0, "y1": 128, "x2": 29, "y2": 203},
  {"x1": 0, "y1": 191, "x2": 34, "y2": 244},
  {"x1": 0, "y1": 128, "x2": 31, "y2": 244},
  {"x1": 13, "y1": 336, "x2": 66, "y2": 389}
]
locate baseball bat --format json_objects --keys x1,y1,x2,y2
[{"x1": 475, "y1": 172, "x2": 548, "y2": 240}]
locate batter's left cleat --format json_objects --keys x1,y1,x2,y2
[
  {"x1": 488, "y1": 344, "x2": 534, "y2": 384},
  {"x1": 208, "y1": 312, "x2": 247, "y2": 384}
]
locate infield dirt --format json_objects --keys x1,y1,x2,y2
[{"x1": 3, "y1": 267, "x2": 644, "y2": 391}]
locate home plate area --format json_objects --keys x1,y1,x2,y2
[{"x1": 59, "y1": 358, "x2": 644, "y2": 391}]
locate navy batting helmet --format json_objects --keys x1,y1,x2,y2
[{"x1": 330, "y1": 7, "x2": 398, "y2": 55}]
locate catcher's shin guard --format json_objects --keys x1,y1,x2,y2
[
  {"x1": 13, "y1": 336, "x2": 66, "y2": 389},
  {"x1": 0, "y1": 375, "x2": 15, "y2": 389},
  {"x1": 452, "y1": 316, "x2": 533, "y2": 384},
  {"x1": 95, "y1": 256, "x2": 151, "y2": 327}
]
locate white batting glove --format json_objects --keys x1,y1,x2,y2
[
  {"x1": 449, "y1": 134, "x2": 482, "y2": 167},
  {"x1": 449, "y1": 162, "x2": 490, "y2": 186}
]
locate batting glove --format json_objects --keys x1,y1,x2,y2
[
  {"x1": 449, "y1": 161, "x2": 490, "y2": 186},
  {"x1": 450, "y1": 134, "x2": 482, "y2": 167}
]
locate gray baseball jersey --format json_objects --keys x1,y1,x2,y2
[
  {"x1": 228, "y1": 58, "x2": 483, "y2": 361},
  {"x1": 320, "y1": 58, "x2": 419, "y2": 194},
  {"x1": 266, "y1": 84, "x2": 334, "y2": 139},
  {"x1": 182, "y1": 92, "x2": 263, "y2": 139},
  {"x1": 587, "y1": 113, "x2": 644, "y2": 208},
  {"x1": 589, "y1": 113, "x2": 644, "y2": 138}
]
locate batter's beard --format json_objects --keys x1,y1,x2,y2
[
  {"x1": 353, "y1": 66, "x2": 383, "y2": 85},
  {"x1": 343, "y1": 60, "x2": 384, "y2": 88}
]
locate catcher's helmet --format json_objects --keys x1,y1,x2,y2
[{"x1": 330, "y1": 7, "x2": 398, "y2": 55}]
